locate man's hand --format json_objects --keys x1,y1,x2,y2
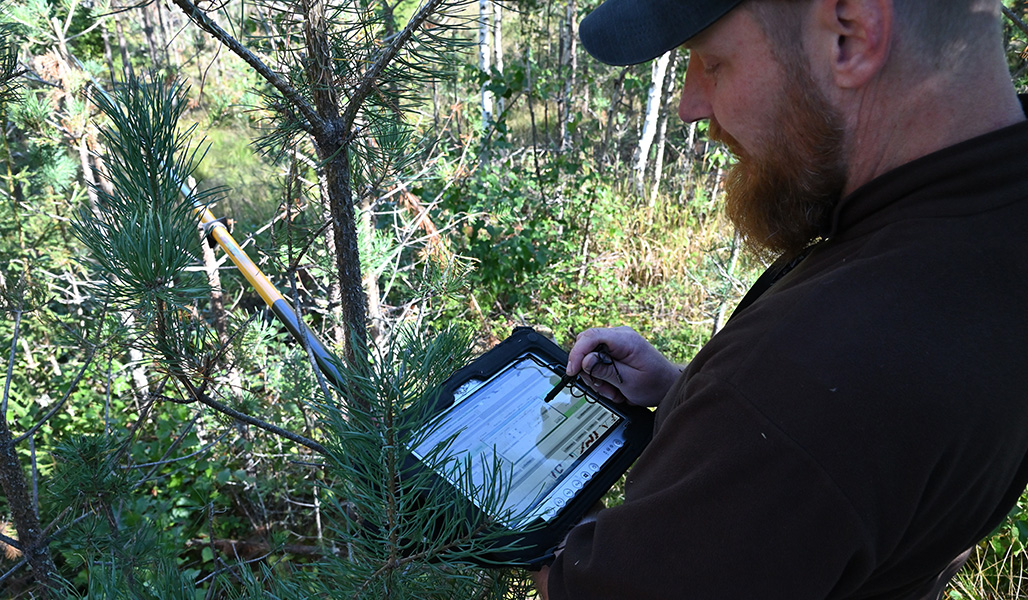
[
  {"x1": 567, "y1": 326, "x2": 681, "y2": 406},
  {"x1": 532, "y1": 565, "x2": 551, "y2": 600}
]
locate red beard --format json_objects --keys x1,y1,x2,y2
[{"x1": 710, "y1": 65, "x2": 847, "y2": 259}]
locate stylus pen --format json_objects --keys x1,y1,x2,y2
[
  {"x1": 543, "y1": 344, "x2": 622, "y2": 403},
  {"x1": 543, "y1": 372, "x2": 576, "y2": 403}
]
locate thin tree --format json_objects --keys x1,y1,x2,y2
[
  {"x1": 633, "y1": 48, "x2": 672, "y2": 198},
  {"x1": 167, "y1": 0, "x2": 473, "y2": 400}
]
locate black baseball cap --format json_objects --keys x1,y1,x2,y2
[{"x1": 579, "y1": 0, "x2": 746, "y2": 66}]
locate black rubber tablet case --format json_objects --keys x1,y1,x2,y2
[{"x1": 405, "y1": 326, "x2": 654, "y2": 567}]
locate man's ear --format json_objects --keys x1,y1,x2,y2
[{"x1": 813, "y1": 0, "x2": 893, "y2": 89}]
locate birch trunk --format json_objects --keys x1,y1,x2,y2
[
  {"x1": 491, "y1": 1, "x2": 504, "y2": 115},
  {"x1": 649, "y1": 49, "x2": 679, "y2": 206},
  {"x1": 633, "y1": 49, "x2": 672, "y2": 197},
  {"x1": 558, "y1": 0, "x2": 577, "y2": 150},
  {"x1": 478, "y1": 0, "x2": 494, "y2": 128},
  {"x1": 101, "y1": 23, "x2": 116, "y2": 82}
]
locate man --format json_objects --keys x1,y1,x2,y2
[{"x1": 537, "y1": 0, "x2": 1028, "y2": 598}]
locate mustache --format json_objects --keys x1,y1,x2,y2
[{"x1": 708, "y1": 118, "x2": 746, "y2": 158}]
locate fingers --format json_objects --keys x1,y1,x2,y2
[
  {"x1": 579, "y1": 365, "x2": 625, "y2": 402},
  {"x1": 579, "y1": 369, "x2": 627, "y2": 403},
  {"x1": 567, "y1": 326, "x2": 677, "y2": 407},
  {"x1": 582, "y1": 351, "x2": 620, "y2": 383},
  {"x1": 567, "y1": 327, "x2": 621, "y2": 376}
]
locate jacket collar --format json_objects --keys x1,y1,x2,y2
[{"x1": 823, "y1": 96, "x2": 1028, "y2": 242}]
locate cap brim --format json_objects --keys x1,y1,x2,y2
[{"x1": 579, "y1": 0, "x2": 745, "y2": 66}]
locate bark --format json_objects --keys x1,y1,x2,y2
[
  {"x1": 300, "y1": 0, "x2": 369, "y2": 389},
  {"x1": 92, "y1": 150, "x2": 116, "y2": 198},
  {"x1": 0, "y1": 315, "x2": 57, "y2": 596},
  {"x1": 576, "y1": 199, "x2": 596, "y2": 286},
  {"x1": 319, "y1": 142, "x2": 369, "y2": 386},
  {"x1": 199, "y1": 223, "x2": 228, "y2": 342},
  {"x1": 598, "y1": 68, "x2": 628, "y2": 167},
  {"x1": 360, "y1": 197, "x2": 384, "y2": 347},
  {"x1": 0, "y1": 426, "x2": 57, "y2": 596},
  {"x1": 633, "y1": 49, "x2": 672, "y2": 197},
  {"x1": 557, "y1": 0, "x2": 577, "y2": 150},
  {"x1": 491, "y1": 1, "x2": 504, "y2": 115},
  {"x1": 649, "y1": 49, "x2": 680, "y2": 206},
  {"x1": 478, "y1": 0, "x2": 494, "y2": 128},
  {"x1": 77, "y1": 133, "x2": 98, "y2": 208},
  {"x1": 154, "y1": 0, "x2": 172, "y2": 68},
  {"x1": 525, "y1": 43, "x2": 547, "y2": 201},
  {"x1": 101, "y1": 23, "x2": 115, "y2": 83},
  {"x1": 122, "y1": 313, "x2": 149, "y2": 404},
  {"x1": 321, "y1": 182, "x2": 345, "y2": 349},
  {"x1": 114, "y1": 16, "x2": 134, "y2": 80},
  {"x1": 140, "y1": 5, "x2": 161, "y2": 68}
]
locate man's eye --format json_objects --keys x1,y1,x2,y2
[{"x1": 703, "y1": 62, "x2": 721, "y2": 76}]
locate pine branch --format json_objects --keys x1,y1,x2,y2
[
  {"x1": 167, "y1": 0, "x2": 322, "y2": 134},
  {"x1": 339, "y1": 0, "x2": 450, "y2": 131},
  {"x1": 13, "y1": 344, "x2": 98, "y2": 444},
  {"x1": 352, "y1": 523, "x2": 491, "y2": 600},
  {"x1": 0, "y1": 530, "x2": 22, "y2": 551},
  {"x1": 1005, "y1": 5, "x2": 1028, "y2": 38},
  {"x1": 0, "y1": 310, "x2": 19, "y2": 420},
  {"x1": 176, "y1": 375, "x2": 328, "y2": 456}
]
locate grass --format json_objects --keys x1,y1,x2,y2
[{"x1": 948, "y1": 541, "x2": 1028, "y2": 599}]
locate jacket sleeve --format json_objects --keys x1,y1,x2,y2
[{"x1": 547, "y1": 372, "x2": 874, "y2": 600}]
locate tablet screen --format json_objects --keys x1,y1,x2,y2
[{"x1": 412, "y1": 353, "x2": 623, "y2": 527}]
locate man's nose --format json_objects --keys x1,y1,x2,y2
[{"x1": 678, "y1": 56, "x2": 713, "y2": 123}]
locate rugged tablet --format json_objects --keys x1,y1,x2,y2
[{"x1": 407, "y1": 327, "x2": 654, "y2": 566}]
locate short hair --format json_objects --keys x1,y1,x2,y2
[{"x1": 744, "y1": 0, "x2": 1002, "y2": 72}]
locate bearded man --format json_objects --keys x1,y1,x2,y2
[{"x1": 537, "y1": 0, "x2": 1028, "y2": 598}]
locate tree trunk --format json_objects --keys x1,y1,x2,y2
[
  {"x1": 101, "y1": 23, "x2": 116, "y2": 83},
  {"x1": 114, "y1": 16, "x2": 134, "y2": 80},
  {"x1": 123, "y1": 313, "x2": 150, "y2": 405},
  {"x1": 633, "y1": 49, "x2": 672, "y2": 197},
  {"x1": 557, "y1": 0, "x2": 577, "y2": 150},
  {"x1": 319, "y1": 141, "x2": 369, "y2": 388},
  {"x1": 492, "y1": 1, "x2": 504, "y2": 115},
  {"x1": 321, "y1": 179, "x2": 345, "y2": 349},
  {"x1": 0, "y1": 427, "x2": 57, "y2": 597},
  {"x1": 525, "y1": 42, "x2": 547, "y2": 202},
  {"x1": 301, "y1": 0, "x2": 370, "y2": 395},
  {"x1": 198, "y1": 223, "x2": 228, "y2": 342},
  {"x1": 478, "y1": 0, "x2": 494, "y2": 128},
  {"x1": 598, "y1": 68, "x2": 628, "y2": 167},
  {"x1": 0, "y1": 316, "x2": 57, "y2": 597},
  {"x1": 140, "y1": 4, "x2": 162, "y2": 69},
  {"x1": 77, "y1": 133, "x2": 98, "y2": 209},
  {"x1": 649, "y1": 49, "x2": 679, "y2": 206},
  {"x1": 360, "y1": 196, "x2": 384, "y2": 347},
  {"x1": 154, "y1": 0, "x2": 172, "y2": 68}
]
